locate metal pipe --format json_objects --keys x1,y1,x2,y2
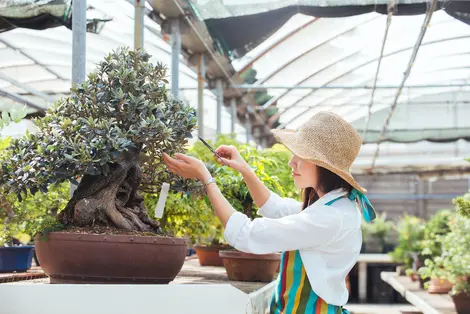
[
  {"x1": 232, "y1": 83, "x2": 470, "y2": 90},
  {"x1": 245, "y1": 113, "x2": 252, "y2": 144},
  {"x1": 363, "y1": 0, "x2": 395, "y2": 140},
  {"x1": 370, "y1": 0, "x2": 439, "y2": 172},
  {"x1": 71, "y1": 0, "x2": 87, "y2": 197},
  {"x1": 237, "y1": 18, "x2": 318, "y2": 75},
  {"x1": 170, "y1": 0, "x2": 271, "y2": 135},
  {"x1": 257, "y1": 15, "x2": 380, "y2": 85},
  {"x1": 273, "y1": 100, "x2": 470, "y2": 109},
  {"x1": 259, "y1": 52, "x2": 360, "y2": 111},
  {"x1": 0, "y1": 90, "x2": 46, "y2": 111},
  {"x1": 171, "y1": 19, "x2": 181, "y2": 97},
  {"x1": 230, "y1": 98, "x2": 237, "y2": 136},
  {"x1": 0, "y1": 73, "x2": 54, "y2": 102},
  {"x1": 197, "y1": 54, "x2": 205, "y2": 138},
  {"x1": 72, "y1": 0, "x2": 87, "y2": 87},
  {"x1": 268, "y1": 35, "x2": 470, "y2": 118},
  {"x1": 216, "y1": 79, "x2": 223, "y2": 135},
  {"x1": 134, "y1": 0, "x2": 145, "y2": 49}
]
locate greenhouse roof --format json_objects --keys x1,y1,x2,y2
[
  {"x1": 1, "y1": 0, "x2": 470, "y2": 173},
  {"x1": 0, "y1": 0, "x2": 248, "y2": 142}
]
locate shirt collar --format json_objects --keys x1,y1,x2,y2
[{"x1": 317, "y1": 188, "x2": 348, "y2": 206}]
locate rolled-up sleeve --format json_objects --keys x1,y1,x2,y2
[
  {"x1": 257, "y1": 192, "x2": 302, "y2": 219},
  {"x1": 224, "y1": 205, "x2": 341, "y2": 254}
]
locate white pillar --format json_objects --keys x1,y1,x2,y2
[
  {"x1": 171, "y1": 19, "x2": 181, "y2": 97},
  {"x1": 216, "y1": 79, "x2": 223, "y2": 135},
  {"x1": 197, "y1": 54, "x2": 205, "y2": 138},
  {"x1": 230, "y1": 98, "x2": 237, "y2": 137},
  {"x1": 134, "y1": 0, "x2": 145, "y2": 49},
  {"x1": 70, "y1": 0, "x2": 87, "y2": 198}
]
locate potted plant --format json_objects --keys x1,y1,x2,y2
[
  {"x1": 361, "y1": 213, "x2": 393, "y2": 253},
  {"x1": 389, "y1": 214, "x2": 425, "y2": 277},
  {"x1": 438, "y1": 209, "x2": 470, "y2": 313},
  {"x1": 0, "y1": 108, "x2": 34, "y2": 273},
  {"x1": 203, "y1": 138, "x2": 286, "y2": 282},
  {"x1": 0, "y1": 48, "x2": 199, "y2": 284},
  {"x1": 418, "y1": 209, "x2": 454, "y2": 294}
]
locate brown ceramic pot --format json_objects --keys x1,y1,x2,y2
[
  {"x1": 219, "y1": 250, "x2": 281, "y2": 282},
  {"x1": 194, "y1": 244, "x2": 232, "y2": 267},
  {"x1": 427, "y1": 278, "x2": 453, "y2": 294},
  {"x1": 452, "y1": 293, "x2": 470, "y2": 314},
  {"x1": 35, "y1": 232, "x2": 187, "y2": 284}
]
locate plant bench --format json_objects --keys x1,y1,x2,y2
[{"x1": 381, "y1": 272, "x2": 457, "y2": 314}]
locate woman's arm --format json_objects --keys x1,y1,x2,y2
[
  {"x1": 163, "y1": 153, "x2": 236, "y2": 227},
  {"x1": 163, "y1": 152, "x2": 328, "y2": 254}
]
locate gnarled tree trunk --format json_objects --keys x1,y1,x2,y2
[{"x1": 59, "y1": 153, "x2": 161, "y2": 233}]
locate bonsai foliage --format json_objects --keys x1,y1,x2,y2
[{"x1": 0, "y1": 48, "x2": 197, "y2": 233}]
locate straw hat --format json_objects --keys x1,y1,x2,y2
[{"x1": 271, "y1": 111, "x2": 366, "y2": 193}]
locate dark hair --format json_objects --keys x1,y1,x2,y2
[{"x1": 301, "y1": 166, "x2": 353, "y2": 210}]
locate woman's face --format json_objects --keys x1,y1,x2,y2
[{"x1": 288, "y1": 155, "x2": 318, "y2": 189}]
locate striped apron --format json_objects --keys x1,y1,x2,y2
[{"x1": 269, "y1": 190, "x2": 375, "y2": 314}]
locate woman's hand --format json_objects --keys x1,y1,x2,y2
[
  {"x1": 215, "y1": 145, "x2": 250, "y2": 174},
  {"x1": 163, "y1": 153, "x2": 211, "y2": 182}
]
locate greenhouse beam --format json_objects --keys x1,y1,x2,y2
[
  {"x1": 72, "y1": 0, "x2": 86, "y2": 87},
  {"x1": 370, "y1": 0, "x2": 439, "y2": 172},
  {"x1": 245, "y1": 112, "x2": 252, "y2": 144},
  {"x1": 0, "y1": 90, "x2": 46, "y2": 111},
  {"x1": 216, "y1": 79, "x2": 223, "y2": 135},
  {"x1": 231, "y1": 83, "x2": 470, "y2": 90},
  {"x1": 171, "y1": 19, "x2": 181, "y2": 97},
  {"x1": 134, "y1": 0, "x2": 145, "y2": 49},
  {"x1": 363, "y1": 0, "x2": 395, "y2": 140},
  {"x1": 70, "y1": 0, "x2": 87, "y2": 198},
  {"x1": 197, "y1": 54, "x2": 205, "y2": 138}
]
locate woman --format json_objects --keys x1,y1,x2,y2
[{"x1": 163, "y1": 111, "x2": 376, "y2": 313}]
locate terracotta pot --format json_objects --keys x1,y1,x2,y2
[
  {"x1": 427, "y1": 278, "x2": 453, "y2": 294},
  {"x1": 35, "y1": 232, "x2": 187, "y2": 284},
  {"x1": 194, "y1": 244, "x2": 232, "y2": 267},
  {"x1": 219, "y1": 250, "x2": 281, "y2": 282},
  {"x1": 452, "y1": 293, "x2": 470, "y2": 314}
]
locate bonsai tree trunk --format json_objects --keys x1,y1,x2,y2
[{"x1": 59, "y1": 152, "x2": 160, "y2": 233}]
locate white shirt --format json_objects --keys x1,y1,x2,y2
[{"x1": 224, "y1": 188, "x2": 363, "y2": 306}]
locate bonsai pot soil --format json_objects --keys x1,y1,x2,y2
[{"x1": 35, "y1": 227, "x2": 187, "y2": 284}]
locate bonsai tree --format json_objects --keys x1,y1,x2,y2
[{"x1": 0, "y1": 48, "x2": 198, "y2": 234}]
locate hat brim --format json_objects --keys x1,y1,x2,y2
[{"x1": 271, "y1": 128, "x2": 367, "y2": 194}]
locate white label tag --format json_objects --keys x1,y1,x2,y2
[{"x1": 154, "y1": 182, "x2": 170, "y2": 218}]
